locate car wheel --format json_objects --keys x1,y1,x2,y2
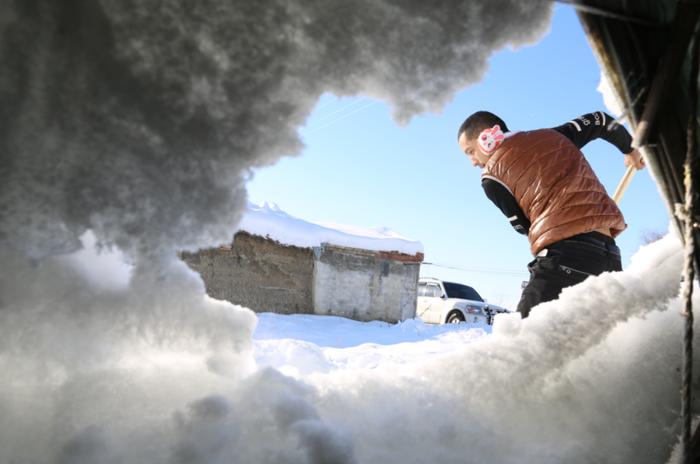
[{"x1": 446, "y1": 311, "x2": 465, "y2": 324}]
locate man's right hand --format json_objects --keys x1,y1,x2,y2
[{"x1": 624, "y1": 148, "x2": 645, "y2": 169}]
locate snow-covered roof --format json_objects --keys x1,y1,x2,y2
[{"x1": 238, "y1": 202, "x2": 423, "y2": 256}]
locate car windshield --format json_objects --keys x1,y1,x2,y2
[{"x1": 442, "y1": 282, "x2": 483, "y2": 302}]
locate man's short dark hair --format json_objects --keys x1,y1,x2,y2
[{"x1": 457, "y1": 111, "x2": 509, "y2": 141}]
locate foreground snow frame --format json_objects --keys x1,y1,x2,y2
[{"x1": 1, "y1": 234, "x2": 697, "y2": 463}]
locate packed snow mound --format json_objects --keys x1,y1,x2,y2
[
  {"x1": 239, "y1": 202, "x2": 423, "y2": 255},
  {"x1": 1, "y1": 232, "x2": 698, "y2": 463}
]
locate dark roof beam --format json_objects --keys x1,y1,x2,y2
[
  {"x1": 556, "y1": 0, "x2": 662, "y2": 26},
  {"x1": 632, "y1": 1, "x2": 700, "y2": 149},
  {"x1": 684, "y1": 19, "x2": 700, "y2": 464}
]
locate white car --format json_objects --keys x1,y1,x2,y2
[{"x1": 416, "y1": 277, "x2": 509, "y2": 324}]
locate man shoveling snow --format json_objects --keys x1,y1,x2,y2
[{"x1": 457, "y1": 111, "x2": 645, "y2": 317}]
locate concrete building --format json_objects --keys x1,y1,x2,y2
[{"x1": 182, "y1": 203, "x2": 424, "y2": 323}]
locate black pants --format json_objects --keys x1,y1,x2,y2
[{"x1": 517, "y1": 232, "x2": 622, "y2": 318}]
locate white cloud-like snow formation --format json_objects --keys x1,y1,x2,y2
[{"x1": 1, "y1": 0, "x2": 553, "y2": 261}]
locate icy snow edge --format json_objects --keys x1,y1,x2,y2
[{"x1": 238, "y1": 202, "x2": 424, "y2": 255}]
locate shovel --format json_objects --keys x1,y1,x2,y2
[{"x1": 612, "y1": 165, "x2": 637, "y2": 204}]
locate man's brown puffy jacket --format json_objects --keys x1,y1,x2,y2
[{"x1": 481, "y1": 129, "x2": 626, "y2": 255}]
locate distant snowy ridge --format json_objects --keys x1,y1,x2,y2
[{"x1": 238, "y1": 202, "x2": 423, "y2": 256}]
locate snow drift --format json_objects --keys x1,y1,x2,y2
[{"x1": 1, "y1": 227, "x2": 696, "y2": 463}]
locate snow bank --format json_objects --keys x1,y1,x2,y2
[
  {"x1": 239, "y1": 202, "x2": 423, "y2": 255},
  {"x1": 283, "y1": 234, "x2": 695, "y2": 464},
  {"x1": 1, "y1": 232, "x2": 697, "y2": 463}
]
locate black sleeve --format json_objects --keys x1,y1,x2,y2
[
  {"x1": 482, "y1": 178, "x2": 530, "y2": 235},
  {"x1": 552, "y1": 111, "x2": 633, "y2": 154}
]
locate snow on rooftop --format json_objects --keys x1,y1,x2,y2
[{"x1": 237, "y1": 201, "x2": 424, "y2": 256}]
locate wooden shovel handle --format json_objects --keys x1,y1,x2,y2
[{"x1": 612, "y1": 165, "x2": 637, "y2": 204}]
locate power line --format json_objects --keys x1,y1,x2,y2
[
  {"x1": 304, "y1": 99, "x2": 376, "y2": 135},
  {"x1": 312, "y1": 97, "x2": 370, "y2": 123},
  {"x1": 421, "y1": 261, "x2": 526, "y2": 276}
]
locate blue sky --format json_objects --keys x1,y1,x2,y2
[{"x1": 246, "y1": 5, "x2": 670, "y2": 309}]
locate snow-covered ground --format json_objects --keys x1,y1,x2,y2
[
  {"x1": 243, "y1": 232, "x2": 697, "y2": 464},
  {"x1": 254, "y1": 313, "x2": 490, "y2": 377}
]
